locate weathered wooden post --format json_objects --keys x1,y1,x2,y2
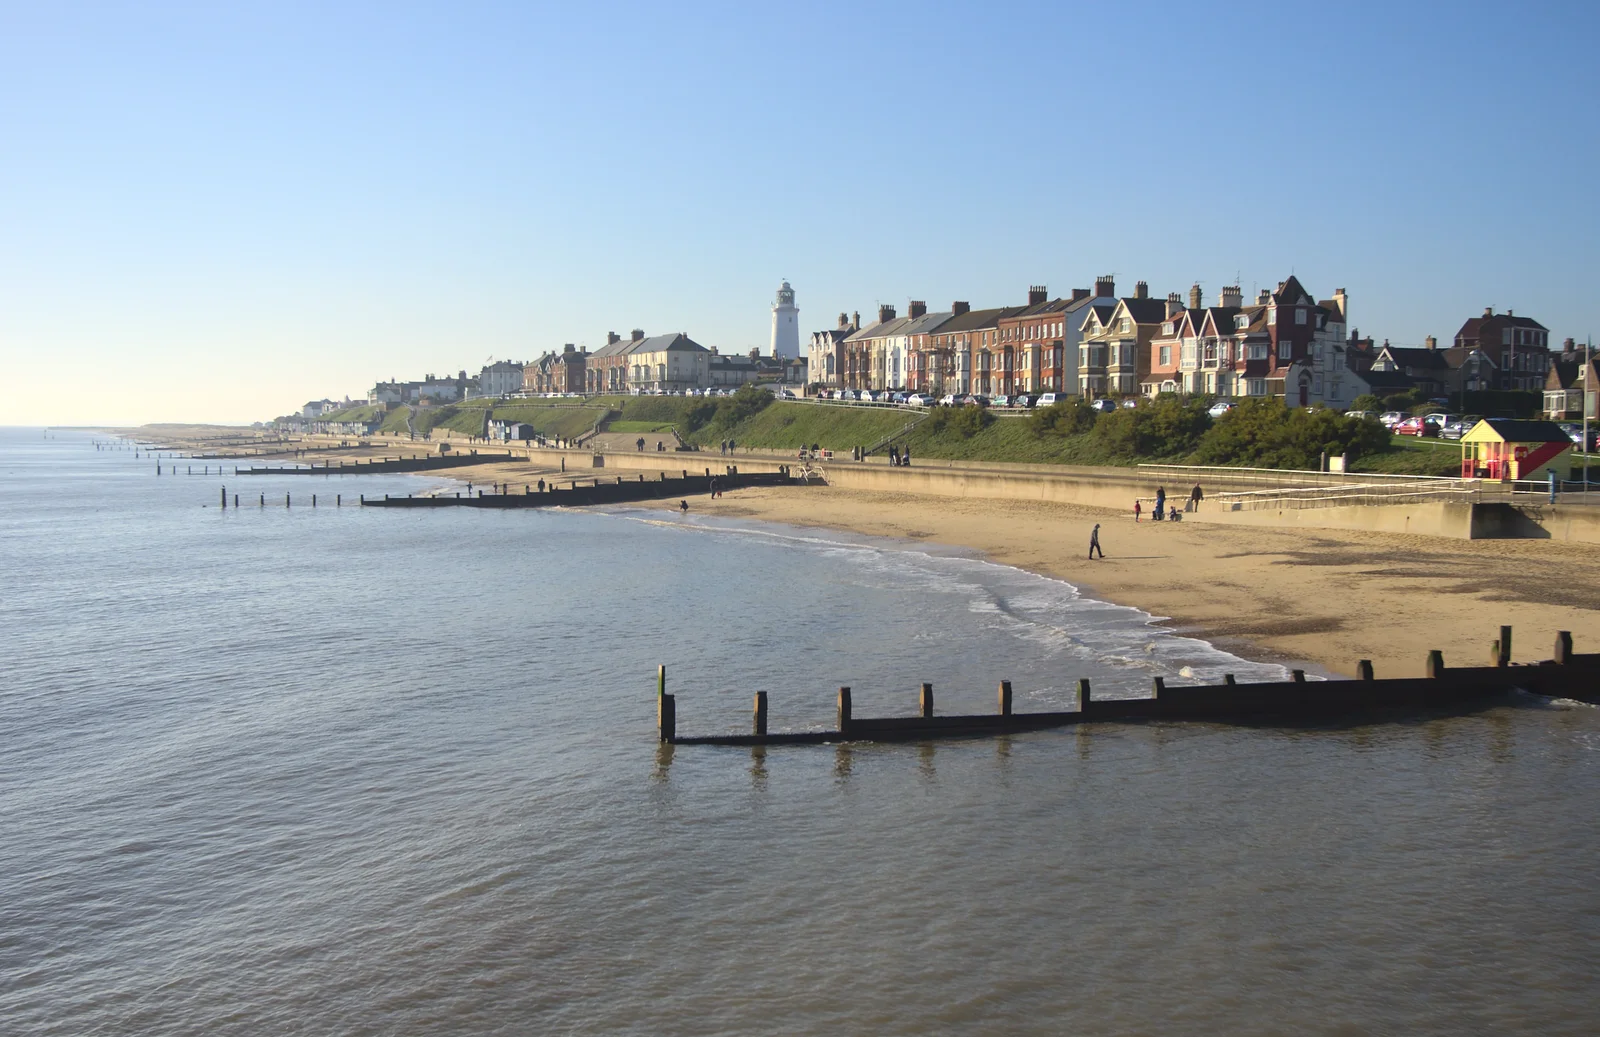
[
  {"x1": 220, "y1": 487, "x2": 226, "y2": 508},
  {"x1": 837, "y1": 686, "x2": 852, "y2": 735},
  {"x1": 1427, "y1": 650, "x2": 1445, "y2": 678},
  {"x1": 312, "y1": 494, "x2": 317, "y2": 508},
  {"x1": 920, "y1": 682, "x2": 933, "y2": 718},
  {"x1": 1223, "y1": 673, "x2": 1236, "y2": 684},
  {"x1": 336, "y1": 494, "x2": 341, "y2": 507},
  {"x1": 998, "y1": 680, "x2": 1012, "y2": 715},
  {"x1": 1496, "y1": 625, "x2": 1512, "y2": 667},
  {"x1": 233, "y1": 494, "x2": 238, "y2": 508},
  {"x1": 259, "y1": 493, "x2": 264, "y2": 507},
  {"x1": 1357, "y1": 659, "x2": 1375, "y2": 681},
  {"x1": 1555, "y1": 630, "x2": 1573, "y2": 665},
  {"x1": 1292, "y1": 669, "x2": 1306, "y2": 683},
  {"x1": 1077, "y1": 678, "x2": 1091, "y2": 714},
  {"x1": 1152, "y1": 676, "x2": 1166, "y2": 697},
  {"x1": 286, "y1": 493, "x2": 291, "y2": 507},
  {"x1": 753, "y1": 691, "x2": 768, "y2": 737}
]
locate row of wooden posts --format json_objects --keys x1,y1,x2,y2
[
  {"x1": 656, "y1": 627, "x2": 1597, "y2": 747},
  {"x1": 216, "y1": 487, "x2": 365, "y2": 509}
]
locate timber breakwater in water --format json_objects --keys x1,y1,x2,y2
[
  {"x1": 661, "y1": 627, "x2": 1600, "y2": 745},
  {"x1": 363, "y1": 468, "x2": 801, "y2": 508}
]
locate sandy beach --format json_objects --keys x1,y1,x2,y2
[{"x1": 135, "y1": 430, "x2": 1600, "y2": 679}]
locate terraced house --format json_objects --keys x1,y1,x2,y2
[
  {"x1": 627, "y1": 333, "x2": 710, "y2": 392},
  {"x1": 1140, "y1": 276, "x2": 1351, "y2": 406},
  {"x1": 1451, "y1": 308, "x2": 1553, "y2": 391},
  {"x1": 989, "y1": 288, "x2": 1074, "y2": 396},
  {"x1": 1078, "y1": 283, "x2": 1165, "y2": 396},
  {"x1": 908, "y1": 303, "x2": 1008, "y2": 396}
]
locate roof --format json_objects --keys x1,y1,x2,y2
[
  {"x1": 1461, "y1": 419, "x2": 1573, "y2": 444},
  {"x1": 842, "y1": 316, "x2": 912, "y2": 344},
  {"x1": 1547, "y1": 357, "x2": 1600, "y2": 389},
  {"x1": 632, "y1": 333, "x2": 708, "y2": 353},
  {"x1": 1120, "y1": 298, "x2": 1170, "y2": 325},
  {"x1": 1378, "y1": 346, "x2": 1450, "y2": 371},
  {"x1": 901, "y1": 311, "x2": 956, "y2": 336}
]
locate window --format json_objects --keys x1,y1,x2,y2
[
  {"x1": 1159, "y1": 345, "x2": 1171, "y2": 366},
  {"x1": 1295, "y1": 308, "x2": 1307, "y2": 325},
  {"x1": 1162, "y1": 323, "x2": 1174, "y2": 335},
  {"x1": 1247, "y1": 378, "x2": 1267, "y2": 396},
  {"x1": 1119, "y1": 318, "x2": 1131, "y2": 333},
  {"x1": 1279, "y1": 339, "x2": 1292, "y2": 360},
  {"x1": 1236, "y1": 315, "x2": 1249, "y2": 330}
]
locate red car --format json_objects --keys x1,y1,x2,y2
[{"x1": 1394, "y1": 416, "x2": 1432, "y2": 436}]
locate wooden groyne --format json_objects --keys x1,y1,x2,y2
[
  {"x1": 362, "y1": 468, "x2": 800, "y2": 509},
  {"x1": 234, "y1": 452, "x2": 510, "y2": 476},
  {"x1": 659, "y1": 628, "x2": 1600, "y2": 746}
]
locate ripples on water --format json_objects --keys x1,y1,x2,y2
[{"x1": 1, "y1": 429, "x2": 1596, "y2": 1035}]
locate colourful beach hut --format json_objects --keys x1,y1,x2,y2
[{"x1": 1459, "y1": 419, "x2": 1571, "y2": 481}]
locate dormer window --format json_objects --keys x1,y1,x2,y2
[
  {"x1": 1162, "y1": 322, "x2": 1174, "y2": 335},
  {"x1": 1235, "y1": 315, "x2": 1249, "y2": 330}
]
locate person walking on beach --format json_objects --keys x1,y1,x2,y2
[
  {"x1": 537, "y1": 478, "x2": 545, "y2": 492},
  {"x1": 1134, "y1": 499, "x2": 1142, "y2": 522},
  {"x1": 1190, "y1": 483, "x2": 1203, "y2": 512},
  {"x1": 679, "y1": 499, "x2": 689, "y2": 514},
  {"x1": 1154, "y1": 485, "x2": 1166, "y2": 521},
  {"x1": 902, "y1": 445, "x2": 911, "y2": 466},
  {"x1": 1089, "y1": 523, "x2": 1104, "y2": 559}
]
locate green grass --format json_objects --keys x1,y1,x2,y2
[
  {"x1": 488, "y1": 402, "x2": 611, "y2": 439},
  {"x1": 1348, "y1": 433, "x2": 1464, "y2": 476},
  {"x1": 607, "y1": 421, "x2": 675, "y2": 433},
  {"x1": 685, "y1": 402, "x2": 911, "y2": 451},
  {"x1": 378, "y1": 406, "x2": 412, "y2": 434}
]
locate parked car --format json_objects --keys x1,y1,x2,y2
[
  {"x1": 1208, "y1": 401, "x2": 1235, "y2": 418},
  {"x1": 1036, "y1": 392, "x2": 1060, "y2": 407},
  {"x1": 1344, "y1": 410, "x2": 1370, "y2": 420},
  {"x1": 1120, "y1": 398, "x2": 1138, "y2": 408},
  {"x1": 1424, "y1": 412, "x2": 1455, "y2": 429},
  {"x1": 992, "y1": 394, "x2": 1010, "y2": 408},
  {"x1": 937, "y1": 393, "x2": 958, "y2": 406},
  {"x1": 1560, "y1": 422, "x2": 1599, "y2": 450},
  {"x1": 1012, "y1": 394, "x2": 1036, "y2": 408},
  {"x1": 1089, "y1": 398, "x2": 1117, "y2": 413},
  {"x1": 907, "y1": 393, "x2": 935, "y2": 407},
  {"x1": 1438, "y1": 415, "x2": 1482, "y2": 440},
  {"x1": 960, "y1": 394, "x2": 990, "y2": 407},
  {"x1": 1394, "y1": 416, "x2": 1432, "y2": 436},
  {"x1": 1378, "y1": 411, "x2": 1405, "y2": 428}
]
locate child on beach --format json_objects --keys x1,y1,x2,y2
[{"x1": 1134, "y1": 500, "x2": 1141, "y2": 522}]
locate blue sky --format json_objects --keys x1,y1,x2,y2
[{"x1": 2, "y1": 0, "x2": 1596, "y2": 424}]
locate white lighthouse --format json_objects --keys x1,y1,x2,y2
[{"x1": 770, "y1": 280, "x2": 799, "y2": 360}]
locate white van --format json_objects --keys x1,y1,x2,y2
[{"x1": 1037, "y1": 392, "x2": 1060, "y2": 406}]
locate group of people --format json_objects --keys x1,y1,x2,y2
[
  {"x1": 719, "y1": 440, "x2": 738, "y2": 455},
  {"x1": 634, "y1": 436, "x2": 667, "y2": 452},
  {"x1": 1134, "y1": 484, "x2": 1203, "y2": 523},
  {"x1": 887, "y1": 445, "x2": 912, "y2": 467}
]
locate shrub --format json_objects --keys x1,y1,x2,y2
[
  {"x1": 1088, "y1": 396, "x2": 1211, "y2": 459},
  {"x1": 1193, "y1": 397, "x2": 1391, "y2": 469},
  {"x1": 1350, "y1": 394, "x2": 1383, "y2": 413},
  {"x1": 1028, "y1": 399, "x2": 1096, "y2": 437},
  {"x1": 925, "y1": 404, "x2": 994, "y2": 439}
]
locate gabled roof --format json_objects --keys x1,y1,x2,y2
[
  {"x1": 1197, "y1": 306, "x2": 1243, "y2": 337},
  {"x1": 1272, "y1": 275, "x2": 1314, "y2": 306},
  {"x1": 1461, "y1": 419, "x2": 1572, "y2": 444},
  {"x1": 843, "y1": 316, "x2": 912, "y2": 344},
  {"x1": 901, "y1": 311, "x2": 956, "y2": 336},
  {"x1": 1377, "y1": 345, "x2": 1450, "y2": 371},
  {"x1": 632, "y1": 333, "x2": 708, "y2": 353},
  {"x1": 1548, "y1": 357, "x2": 1600, "y2": 389},
  {"x1": 1119, "y1": 298, "x2": 1171, "y2": 325}
]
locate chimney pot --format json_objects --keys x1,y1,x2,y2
[
  {"x1": 878, "y1": 304, "x2": 896, "y2": 323},
  {"x1": 1028, "y1": 286, "x2": 1047, "y2": 306},
  {"x1": 1425, "y1": 335, "x2": 1437, "y2": 351},
  {"x1": 1094, "y1": 276, "x2": 1115, "y2": 298},
  {"x1": 1072, "y1": 287, "x2": 1090, "y2": 302},
  {"x1": 1134, "y1": 281, "x2": 1149, "y2": 300},
  {"x1": 1484, "y1": 307, "x2": 1494, "y2": 318},
  {"x1": 607, "y1": 331, "x2": 620, "y2": 345},
  {"x1": 909, "y1": 300, "x2": 927, "y2": 319},
  {"x1": 1220, "y1": 285, "x2": 1242, "y2": 308},
  {"x1": 952, "y1": 301, "x2": 970, "y2": 316},
  {"x1": 838, "y1": 312, "x2": 849, "y2": 329},
  {"x1": 631, "y1": 329, "x2": 645, "y2": 341},
  {"x1": 1189, "y1": 284, "x2": 1203, "y2": 310}
]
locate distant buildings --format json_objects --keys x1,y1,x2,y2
[{"x1": 475, "y1": 361, "x2": 526, "y2": 397}]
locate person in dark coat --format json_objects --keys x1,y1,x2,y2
[
  {"x1": 1190, "y1": 483, "x2": 1204, "y2": 512},
  {"x1": 1089, "y1": 523, "x2": 1104, "y2": 559}
]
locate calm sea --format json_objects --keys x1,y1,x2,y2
[{"x1": 2, "y1": 427, "x2": 1596, "y2": 1036}]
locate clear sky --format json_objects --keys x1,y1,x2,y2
[{"x1": 2, "y1": 0, "x2": 1596, "y2": 425}]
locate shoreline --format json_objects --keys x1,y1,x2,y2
[{"x1": 120, "y1": 429, "x2": 1600, "y2": 678}]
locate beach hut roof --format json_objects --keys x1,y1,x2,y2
[{"x1": 1460, "y1": 419, "x2": 1571, "y2": 444}]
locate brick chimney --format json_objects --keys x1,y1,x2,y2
[
  {"x1": 852, "y1": 311, "x2": 860, "y2": 329},
  {"x1": 838, "y1": 312, "x2": 850, "y2": 329},
  {"x1": 1425, "y1": 335, "x2": 1437, "y2": 351},
  {"x1": 1094, "y1": 276, "x2": 1115, "y2": 298},
  {"x1": 1072, "y1": 287, "x2": 1090, "y2": 302},
  {"x1": 1189, "y1": 284, "x2": 1203, "y2": 309},
  {"x1": 607, "y1": 331, "x2": 620, "y2": 345},
  {"x1": 631, "y1": 329, "x2": 645, "y2": 341},
  {"x1": 1165, "y1": 292, "x2": 1183, "y2": 319},
  {"x1": 1134, "y1": 281, "x2": 1149, "y2": 300},
  {"x1": 749, "y1": 347, "x2": 760, "y2": 359},
  {"x1": 1483, "y1": 307, "x2": 1494, "y2": 318},
  {"x1": 952, "y1": 301, "x2": 970, "y2": 316},
  {"x1": 1333, "y1": 288, "x2": 1348, "y2": 321},
  {"x1": 563, "y1": 343, "x2": 575, "y2": 353},
  {"x1": 1220, "y1": 285, "x2": 1242, "y2": 308},
  {"x1": 878, "y1": 304, "x2": 896, "y2": 323},
  {"x1": 1028, "y1": 286, "x2": 1047, "y2": 306},
  {"x1": 1258, "y1": 289, "x2": 1272, "y2": 305},
  {"x1": 909, "y1": 300, "x2": 927, "y2": 319}
]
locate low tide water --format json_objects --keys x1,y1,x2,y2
[{"x1": 2, "y1": 428, "x2": 1597, "y2": 1035}]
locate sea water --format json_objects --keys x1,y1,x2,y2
[{"x1": 1, "y1": 427, "x2": 1596, "y2": 1035}]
